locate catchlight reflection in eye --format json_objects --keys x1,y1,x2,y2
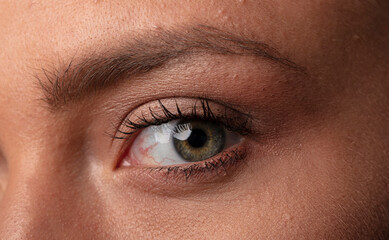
[{"x1": 122, "y1": 120, "x2": 242, "y2": 167}]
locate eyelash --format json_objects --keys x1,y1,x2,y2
[
  {"x1": 116, "y1": 99, "x2": 251, "y2": 138},
  {"x1": 147, "y1": 148, "x2": 247, "y2": 183},
  {"x1": 114, "y1": 98, "x2": 251, "y2": 182}
]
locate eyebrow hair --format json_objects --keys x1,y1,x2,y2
[{"x1": 37, "y1": 25, "x2": 306, "y2": 110}]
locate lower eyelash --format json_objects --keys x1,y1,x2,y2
[{"x1": 143, "y1": 146, "x2": 247, "y2": 183}]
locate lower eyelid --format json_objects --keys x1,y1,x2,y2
[{"x1": 114, "y1": 141, "x2": 248, "y2": 194}]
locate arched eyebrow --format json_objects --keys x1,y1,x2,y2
[{"x1": 37, "y1": 25, "x2": 306, "y2": 110}]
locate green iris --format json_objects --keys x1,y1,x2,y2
[{"x1": 173, "y1": 120, "x2": 226, "y2": 162}]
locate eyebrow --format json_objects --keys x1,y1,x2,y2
[{"x1": 37, "y1": 25, "x2": 306, "y2": 110}]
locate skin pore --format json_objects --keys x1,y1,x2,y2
[{"x1": 0, "y1": 0, "x2": 388, "y2": 239}]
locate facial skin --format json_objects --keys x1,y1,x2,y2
[{"x1": 0, "y1": 0, "x2": 388, "y2": 239}]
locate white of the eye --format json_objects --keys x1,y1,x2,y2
[
  {"x1": 151, "y1": 121, "x2": 177, "y2": 143},
  {"x1": 127, "y1": 120, "x2": 242, "y2": 166},
  {"x1": 127, "y1": 120, "x2": 187, "y2": 166}
]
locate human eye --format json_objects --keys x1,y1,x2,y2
[{"x1": 113, "y1": 98, "x2": 252, "y2": 183}]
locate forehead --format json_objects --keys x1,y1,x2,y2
[
  {"x1": 0, "y1": 0, "x2": 345, "y2": 59},
  {"x1": 0, "y1": 0, "x2": 377, "y2": 104}
]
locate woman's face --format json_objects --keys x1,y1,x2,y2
[{"x1": 0, "y1": 1, "x2": 388, "y2": 239}]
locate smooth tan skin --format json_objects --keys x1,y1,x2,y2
[{"x1": 0, "y1": 1, "x2": 388, "y2": 239}]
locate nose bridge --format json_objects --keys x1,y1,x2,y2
[
  {"x1": 0, "y1": 151, "x2": 89, "y2": 240},
  {"x1": 0, "y1": 151, "x2": 105, "y2": 239},
  {"x1": 0, "y1": 168, "x2": 59, "y2": 239}
]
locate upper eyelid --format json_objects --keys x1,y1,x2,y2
[
  {"x1": 115, "y1": 98, "x2": 215, "y2": 139},
  {"x1": 112, "y1": 97, "x2": 253, "y2": 140}
]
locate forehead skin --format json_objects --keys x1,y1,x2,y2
[{"x1": 0, "y1": 0, "x2": 388, "y2": 239}]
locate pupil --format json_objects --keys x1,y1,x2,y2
[{"x1": 187, "y1": 128, "x2": 207, "y2": 148}]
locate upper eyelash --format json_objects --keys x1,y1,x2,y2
[
  {"x1": 114, "y1": 98, "x2": 252, "y2": 140},
  {"x1": 174, "y1": 123, "x2": 191, "y2": 133}
]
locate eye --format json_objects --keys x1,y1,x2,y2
[
  {"x1": 113, "y1": 98, "x2": 251, "y2": 183},
  {"x1": 121, "y1": 119, "x2": 242, "y2": 167}
]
